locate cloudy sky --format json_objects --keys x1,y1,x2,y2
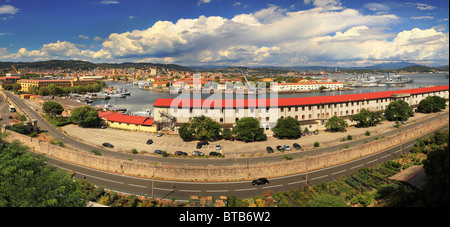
[{"x1": 0, "y1": 0, "x2": 448, "y2": 67}]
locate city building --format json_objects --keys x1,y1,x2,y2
[
  {"x1": 18, "y1": 77, "x2": 97, "y2": 92},
  {"x1": 0, "y1": 76, "x2": 21, "y2": 89},
  {"x1": 271, "y1": 82, "x2": 344, "y2": 92},
  {"x1": 153, "y1": 85, "x2": 449, "y2": 132},
  {"x1": 99, "y1": 111, "x2": 158, "y2": 132}
]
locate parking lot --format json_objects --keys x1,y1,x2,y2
[{"x1": 60, "y1": 111, "x2": 420, "y2": 158}]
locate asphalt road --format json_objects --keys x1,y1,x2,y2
[{"x1": 48, "y1": 124, "x2": 448, "y2": 200}]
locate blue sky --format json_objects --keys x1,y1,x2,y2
[{"x1": 0, "y1": 0, "x2": 448, "y2": 67}]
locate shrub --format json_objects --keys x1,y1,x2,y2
[
  {"x1": 314, "y1": 142, "x2": 320, "y2": 148},
  {"x1": 90, "y1": 149, "x2": 102, "y2": 156}
]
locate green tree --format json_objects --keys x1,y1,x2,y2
[
  {"x1": 178, "y1": 123, "x2": 194, "y2": 141},
  {"x1": 233, "y1": 117, "x2": 267, "y2": 142},
  {"x1": 325, "y1": 116, "x2": 348, "y2": 132},
  {"x1": 42, "y1": 101, "x2": 64, "y2": 118},
  {"x1": 384, "y1": 99, "x2": 413, "y2": 121},
  {"x1": 418, "y1": 96, "x2": 447, "y2": 113},
  {"x1": 38, "y1": 86, "x2": 50, "y2": 96},
  {"x1": 70, "y1": 106, "x2": 101, "y2": 128},
  {"x1": 182, "y1": 116, "x2": 222, "y2": 141},
  {"x1": 423, "y1": 132, "x2": 449, "y2": 206},
  {"x1": 350, "y1": 108, "x2": 383, "y2": 127},
  {"x1": 29, "y1": 85, "x2": 40, "y2": 95},
  {"x1": 0, "y1": 140, "x2": 86, "y2": 207},
  {"x1": 272, "y1": 116, "x2": 302, "y2": 139},
  {"x1": 221, "y1": 128, "x2": 233, "y2": 140}
]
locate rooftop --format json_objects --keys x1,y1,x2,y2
[
  {"x1": 99, "y1": 111, "x2": 154, "y2": 126},
  {"x1": 153, "y1": 85, "x2": 449, "y2": 108}
]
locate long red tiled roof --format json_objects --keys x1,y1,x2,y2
[
  {"x1": 100, "y1": 112, "x2": 154, "y2": 126},
  {"x1": 153, "y1": 85, "x2": 449, "y2": 108}
]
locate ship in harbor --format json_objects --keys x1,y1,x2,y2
[{"x1": 379, "y1": 75, "x2": 414, "y2": 84}]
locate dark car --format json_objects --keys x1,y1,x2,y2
[
  {"x1": 154, "y1": 150, "x2": 163, "y2": 154},
  {"x1": 146, "y1": 139, "x2": 153, "y2": 145},
  {"x1": 293, "y1": 143, "x2": 302, "y2": 150},
  {"x1": 266, "y1": 146, "x2": 274, "y2": 153},
  {"x1": 198, "y1": 141, "x2": 209, "y2": 146},
  {"x1": 102, "y1": 142, "x2": 114, "y2": 148},
  {"x1": 252, "y1": 178, "x2": 270, "y2": 186},
  {"x1": 174, "y1": 151, "x2": 188, "y2": 156},
  {"x1": 209, "y1": 151, "x2": 221, "y2": 156},
  {"x1": 276, "y1": 145, "x2": 284, "y2": 151},
  {"x1": 196, "y1": 143, "x2": 203, "y2": 149}
]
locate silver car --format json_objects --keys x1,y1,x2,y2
[
  {"x1": 192, "y1": 151, "x2": 205, "y2": 156},
  {"x1": 283, "y1": 145, "x2": 291, "y2": 151}
]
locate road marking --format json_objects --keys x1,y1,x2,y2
[
  {"x1": 179, "y1": 189, "x2": 202, "y2": 193},
  {"x1": 263, "y1": 184, "x2": 282, "y2": 189},
  {"x1": 367, "y1": 159, "x2": 378, "y2": 164},
  {"x1": 351, "y1": 164, "x2": 364, "y2": 170},
  {"x1": 311, "y1": 175, "x2": 328, "y2": 181},
  {"x1": 332, "y1": 170, "x2": 346, "y2": 175},
  {"x1": 381, "y1": 154, "x2": 391, "y2": 159},
  {"x1": 128, "y1": 184, "x2": 147, "y2": 188},
  {"x1": 154, "y1": 187, "x2": 174, "y2": 191},
  {"x1": 206, "y1": 190, "x2": 229, "y2": 193},
  {"x1": 235, "y1": 188, "x2": 257, "y2": 192},
  {"x1": 288, "y1": 180, "x2": 305, "y2": 185}
]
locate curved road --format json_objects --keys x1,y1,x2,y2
[{"x1": 49, "y1": 124, "x2": 448, "y2": 199}]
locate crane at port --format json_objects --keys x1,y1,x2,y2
[
  {"x1": 11, "y1": 65, "x2": 21, "y2": 75},
  {"x1": 230, "y1": 66, "x2": 256, "y2": 90}
]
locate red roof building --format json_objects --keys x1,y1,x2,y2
[{"x1": 154, "y1": 85, "x2": 449, "y2": 109}]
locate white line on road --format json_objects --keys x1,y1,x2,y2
[
  {"x1": 351, "y1": 164, "x2": 364, "y2": 170},
  {"x1": 367, "y1": 159, "x2": 378, "y2": 164},
  {"x1": 235, "y1": 188, "x2": 257, "y2": 192},
  {"x1": 311, "y1": 175, "x2": 328, "y2": 181},
  {"x1": 332, "y1": 170, "x2": 347, "y2": 175},
  {"x1": 288, "y1": 180, "x2": 305, "y2": 185},
  {"x1": 206, "y1": 190, "x2": 230, "y2": 193},
  {"x1": 154, "y1": 187, "x2": 175, "y2": 191},
  {"x1": 128, "y1": 184, "x2": 147, "y2": 188},
  {"x1": 179, "y1": 190, "x2": 202, "y2": 193},
  {"x1": 263, "y1": 184, "x2": 282, "y2": 189}
]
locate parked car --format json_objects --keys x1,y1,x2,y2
[
  {"x1": 215, "y1": 144, "x2": 222, "y2": 150},
  {"x1": 266, "y1": 146, "x2": 274, "y2": 153},
  {"x1": 156, "y1": 133, "x2": 164, "y2": 137},
  {"x1": 293, "y1": 143, "x2": 302, "y2": 150},
  {"x1": 102, "y1": 142, "x2": 114, "y2": 148},
  {"x1": 196, "y1": 143, "x2": 203, "y2": 149},
  {"x1": 252, "y1": 178, "x2": 270, "y2": 186},
  {"x1": 174, "y1": 151, "x2": 188, "y2": 156},
  {"x1": 154, "y1": 150, "x2": 163, "y2": 154},
  {"x1": 198, "y1": 141, "x2": 209, "y2": 146},
  {"x1": 146, "y1": 139, "x2": 153, "y2": 145},
  {"x1": 284, "y1": 145, "x2": 292, "y2": 151},
  {"x1": 276, "y1": 145, "x2": 284, "y2": 151},
  {"x1": 209, "y1": 151, "x2": 221, "y2": 156},
  {"x1": 192, "y1": 151, "x2": 205, "y2": 156}
]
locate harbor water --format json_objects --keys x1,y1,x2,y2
[{"x1": 90, "y1": 73, "x2": 449, "y2": 113}]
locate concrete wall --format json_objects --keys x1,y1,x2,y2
[{"x1": 2, "y1": 112, "x2": 448, "y2": 182}]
